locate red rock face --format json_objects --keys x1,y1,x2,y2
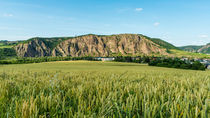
[{"x1": 15, "y1": 34, "x2": 168, "y2": 57}]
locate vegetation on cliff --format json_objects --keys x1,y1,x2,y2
[{"x1": 141, "y1": 35, "x2": 179, "y2": 50}]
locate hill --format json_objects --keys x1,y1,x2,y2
[
  {"x1": 179, "y1": 43, "x2": 210, "y2": 54},
  {"x1": 141, "y1": 35, "x2": 179, "y2": 50},
  {"x1": 14, "y1": 34, "x2": 169, "y2": 57},
  {"x1": 1, "y1": 34, "x2": 210, "y2": 58},
  {"x1": 179, "y1": 45, "x2": 203, "y2": 52}
]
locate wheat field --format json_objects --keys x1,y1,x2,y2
[{"x1": 0, "y1": 61, "x2": 209, "y2": 118}]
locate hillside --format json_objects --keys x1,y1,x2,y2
[
  {"x1": 14, "y1": 37, "x2": 71, "y2": 57},
  {"x1": 1, "y1": 34, "x2": 210, "y2": 58},
  {"x1": 0, "y1": 41, "x2": 18, "y2": 59},
  {"x1": 179, "y1": 43, "x2": 210, "y2": 54},
  {"x1": 141, "y1": 35, "x2": 179, "y2": 50},
  {"x1": 14, "y1": 34, "x2": 169, "y2": 57},
  {"x1": 179, "y1": 45, "x2": 203, "y2": 52}
]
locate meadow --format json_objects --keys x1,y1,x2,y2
[
  {"x1": 0, "y1": 43, "x2": 14, "y2": 48},
  {"x1": 0, "y1": 61, "x2": 209, "y2": 118},
  {"x1": 170, "y1": 49, "x2": 210, "y2": 58}
]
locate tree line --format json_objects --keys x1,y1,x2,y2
[
  {"x1": 114, "y1": 56, "x2": 206, "y2": 71},
  {"x1": 0, "y1": 55, "x2": 206, "y2": 71},
  {"x1": 0, "y1": 48, "x2": 17, "y2": 60},
  {"x1": 148, "y1": 58, "x2": 205, "y2": 71},
  {"x1": 0, "y1": 56, "x2": 98, "y2": 64}
]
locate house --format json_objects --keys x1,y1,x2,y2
[
  {"x1": 95, "y1": 57, "x2": 115, "y2": 61},
  {"x1": 205, "y1": 64, "x2": 210, "y2": 69},
  {"x1": 181, "y1": 58, "x2": 189, "y2": 61},
  {"x1": 101, "y1": 57, "x2": 115, "y2": 61},
  {"x1": 207, "y1": 65, "x2": 210, "y2": 69}
]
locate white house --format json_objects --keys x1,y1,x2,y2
[
  {"x1": 206, "y1": 64, "x2": 210, "y2": 69},
  {"x1": 95, "y1": 57, "x2": 115, "y2": 61}
]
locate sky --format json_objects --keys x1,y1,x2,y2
[{"x1": 0, "y1": 0, "x2": 210, "y2": 46}]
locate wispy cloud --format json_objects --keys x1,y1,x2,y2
[
  {"x1": 3, "y1": 13, "x2": 13, "y2": 17},
  {"x1": 199, "y1": 34, "x2": 208, "y2": 38},
  {"x1": 117, "y1": 8, "x2": 143, "y2": 13},
  {"x1": 154, "y1": 22, "x2": 160, "y2": 26},
  {"x1": 135, "y1": 8, "x2": 143, "y2": 12}
]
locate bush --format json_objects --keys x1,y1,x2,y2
[{"x1": 0, "y1": 56, "x2": 99, "y2": 65}]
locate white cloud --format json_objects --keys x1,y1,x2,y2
[
  {"x1": 199, "y1": 34, "x2": 208, "y2": 38},
  {"x1": 135, "y1": 8, "x2": 143, "y2": 12},
  {"x1": 154, "y1": 22, "x2": 160, "y2": 26},
  {"x1": 3, "y1": 13, "x2": 13, "y2": 17}
]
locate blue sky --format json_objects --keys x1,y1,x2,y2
[{"x1": 0, "y1": 0, "x2": 210, "y2": 46}]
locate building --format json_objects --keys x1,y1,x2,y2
[
  {"x1": 207, "y1": 65, "x2": 210, "y2": 69},
  {"x1": 205, "y1": 64, "x2": 210, "y2": 69},
  {"x1": 181, "y1": 58, "x2": 189, "y2": 61},
  {"x1": 95, "y1": 57, "x2": 115, "y2": 61}
]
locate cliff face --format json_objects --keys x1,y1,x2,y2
[
  {"x1": 52, "y1": 34, "x2": 167, "y2": 57},
  {"x1": 14, "y1": 34, "x2": 169, "y2": 57},
  {"x1": 14, "y1": 39, "x2": 51, "y2": 57}
]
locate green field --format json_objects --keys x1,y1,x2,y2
[
  {"x1": 0, "y1": 45, "x2": 13, "y2": 48},
  {"x1": 0, "y1": 43, "x2": 14, "y2": 48},
  {"x1": 0, "y1": 61, "x2": 209, "y2": 117}
]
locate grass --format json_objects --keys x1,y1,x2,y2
[
  {"x1": 0, "y1": 45, "x2": 13, "y2": 48},
  {"x1": 0, "y1": 61, "x2": 209, "y2": 117},
  {"x1": 0, "y1": 43, "x2": 15, "y2": 48}
]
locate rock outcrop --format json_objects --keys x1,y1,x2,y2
[
  {"x1": 14, "y1": 34, "x2": 169, "y2": 57},
  {"x1": 14, "y1": 39, "x2": 51, "y2": 57}
]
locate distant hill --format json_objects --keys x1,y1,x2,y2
[
  {"x1": 0, "y1": 40, "x2": 20, "y2": 48},
  {"x1": 179, "y1": 45, "x2": 203, "y2": 52},
  {"x1": 179, "y1": 43, "x2": 210, "y2": 54}
]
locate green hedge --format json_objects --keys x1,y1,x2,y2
[{"x1": 0, "y1": 56, "x2": 98, "y2": 65}]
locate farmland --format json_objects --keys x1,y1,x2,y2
[{"x1": 0, "y1": 61, "x2": 209, "y2": 117}]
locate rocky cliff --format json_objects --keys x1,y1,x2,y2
[
  {"x1": 14, "y1": 34, "x2": 169, "y2": 57},
  {"x1": 14, "y1": 39, "x2": 51, "y2": 57}
]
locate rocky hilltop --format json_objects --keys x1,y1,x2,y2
[{"x1": 14, "y1": 34, "x2": 174, "y2": 57}]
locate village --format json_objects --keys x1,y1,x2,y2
[
  {"x1": 95, "y1": 57, "x2": 210, "y2": 69},
  {"x1": 181, "y1": 58, "x2": 210, "y2": 69}
]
